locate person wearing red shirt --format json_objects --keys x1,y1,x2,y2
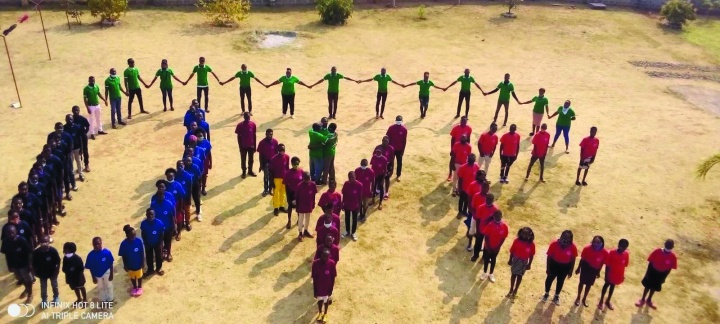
[
  {"x1": 318, "y1": 181, "x2": 342, "y2": 216},
  {"x1": 234, "y1": 112, "x2": 257, "y2": 179},
  {"x1": 480, "y1": 210, "x2": 508, "y2": 283},
  {"x1": 478, "y1": 123, "x2": 499, "y2": 175},
  {"x1": 341, "y1": 171, "x2": 363, "y2": 241},
  {"x1": 507, "y1": 227, "x2": 536, "y2": 298},
  {"x1": 525, "y1": 123, "x2": 551, "y2": 182},
  {"x1": 282, "y1": 157, "x2": 303, "y2": 229},
  {"x1": 270, "y1": 145, "x2": 290, "y2": 216},
  {"x1": 378, "y1": 136, "x2": 395, "y2": 200},
  {"x1": 543, "y1": 230, "x2": 578, "y2": 305},
  {"x1": 599, "y1": 239, "x2": 629, "y2": 310},
  {"x1": 466, "y1": 181, "x2": 489, "y2": 251},
  {"x1": 385, "y1": 116, "x2": 408, "y2": 180},
  {"x1": 451, "y1": 135, "x2": 472, "y2": 194},
  {"x1": 499, "y1": 124, "x2": 521, "y2": 184},
  {"x1": 315, "y1": 204, "x2": 341, "y2": 232},
  {"x1": 315, "y1": 205, "x2": 340, "y2": 246},
  {"x1": 636, "y1": 239, "x2": 677, "y2": 310},
  {"x1": 294, "y1": 172, "x2": 317, "y2": 242},
  {"x1": 354, "y1": 159, "x2": 375, "y2": 222},
  {"x1": 449, "y1": 117, "x2": 473, "y2": 182},
  {"x1": 257, "y1": 128, "x2": 279, "y2": 196},
  {"x1": 470, "y1": 193, "x2": 497, "y2": 261},
  {"x1": 315, "y1": 235, "x2": 340, "y2": 263},
  {"x1": 312, "y1": 249, "x2": 337, "y2": 323},
  {"x1": 574, "y1": 236, "x2": 608, "y2": 307},
  {"x1": 456, "y1": 154, "x2": 479, "y2": 218},
  {"x1": 576, "y1": 127, "x2": 599, "y2": 186},
  {"x1": 370, "y1": 148, "x2": 388, "y2": 211}
]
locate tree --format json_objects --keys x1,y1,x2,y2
[
  {"x1": 316, "y1": 0, "x2": 353, "y2": 25},
  {"x1": 660, "y1": 0, "x2": 697, "y2": 29},
  {"x1": 197, "y1": 0, "x2": 251, "y2": 27},
  {"x1": 88, "y1": 0, "x2": 127, "y2": 22},
  {"x1": 696, "y1": 153, "x2": 720, "y2": 179}
]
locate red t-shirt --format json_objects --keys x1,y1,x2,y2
[
  {"x1": 478, "y1": 132, "x2": 498, "y2": 156},
  {"x1": 386, "y1": 125, "x2": 408, "y2": 152},
  {"x1": 579, "y1": 136, "x2": 600, "y2": 160},
  {"x1": 482, "y1": 221, "x2": 509, "y2": 251},
  {"x1": 466, "y1": 180, "x2": 482, "y2": 199},
  {"x1": 354, "y1": 167, "x2": 375, "y2": 198},
  {"x1": 282, "y1": 168, "x2": 304, "y2": 192},
  {"x1": 510, "y1": 239, "x2": 536, "y2": 261},
  {"x1": 500, "y1": 132, "x2": 521, "y2": 156},
  {"x1": 315, "y1": 244, "x2": 340, "y2": 263},
  {"x1": 531, "y1": 131, "x2": 550, "y2": 157},
  {"x1": 546, "y1": 240, "x2": 579, "y2": 264},
  {"x1": 605, "y1": 249, "x2": 630, "y2": 285},
  {"x1": 647, "y1": 248, "x2": 677, "y2": 273},
  {"x1": 451, "y1": 142, "x2": 472, "y2": 164},
  {"x1": 580, "y1": 245, "x2": 608, "y2": 270},
  {"x1": 269, "y1": 153, "x2": 289, "y2": 179},
  {"x1": 370, "y1": 155, "x2": 388, "y2": 176},
  {"x1": 311, "y1": 259, "x2": 337, "y2": 297},
  {"x1": 257, "y1": 138, "x2": 279, "y2": 161},
  {"x1": 380, "y1": 144, "x2": 395, "y2": 164},
  {"x1": 234, "y1": 121, "x2": 257, "y2": 149},
  {"x1": 471, "y1": 192, "x2": 487, "y2": 214},
  {"x1": 341, "y1": 180, "x2": 363, "y2": 211},
  {"x1": 318, "y1": 191, "x2": 342, "y2": 215},
  {"x1": 315, "y1": 214, "x2": 341, "y2": 232},
  {"x1": 450, "y1": 124, "x2": 473, "y2": 145},
  {"x1": 294, "y1": 181, "x2": 317, "y2": 213},
  {"x1": 316, "y1": 225, "x2": 340, "y2": 245},
  {"x1": 457, "y1": 163, "x2": 479, "y2": 193},
  {"x1": 473, "y1": 204, "x2": 497, "y2": 233}
]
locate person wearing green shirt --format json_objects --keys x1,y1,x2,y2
[
  {"x1": 308, "y1": 123, "x2": 329, "y2": 182},
  {"x1": 547, "y1": 100, "x2": 576, "y2": 153},
  {"x1": 147, "y1": 59, "x2": 187, "y2": 112},
  {"x1": 321, "y1": 123, "x2": 338, "y2": 184},
  {"x1": 403, "y1": 72, "x2": 445, "y2": 119},
  {"x1": 309, "y1": 66, "x2": 358, "y2": 120},
  {"x1": 124, "y1": 58, "x2": 149, "y2": 118},
  {"x1": 519, "y1": 87, "x2": 550, "y2": 136},
  {"x1": 83, "y1": 76, "x2": 108, "y2": 138},
  {"x1": 104, "y1": 68, "x2": 128, "y2": 129},
  {"x1": 444, "y1": 68, "x2": 484, "y2": 119},
  {"x1": 358, "y1": 67, "x2": 404, "y2": 119},
  {"x1": 484, "y1": 73, "x2": 520, "y2": 127},
  {"x1": 185, "y1": 57, "x2": 219, "y2": 112},
  {"x1": 220, "y1": 64, "x2": 266, "y2": 115},
  {"x1": 266, "y1": 68, "x2": 311, "y2": 119}
]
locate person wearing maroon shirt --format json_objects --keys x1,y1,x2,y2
[
  {"x1": 525, "y1": 123, "x2": 551, "y2": 182},
  {"x1": 385, "y1": 115, "x2": 407, "y2": 181},
  {"x1": 315, "y1": 205, "x2": 340, "y2": 246},
  {"x1": 499, "y1": 124, "x2": 521, "y2": 184},
  {"x1": 507, "y1": 227, "x2": 535, "y2": 298},
  {"x1": 315, "y1": 203, "x2": 341, "y2": 232},
  {"x1": 315, "y1": 234, "x2": 340, "y2": 263},
  {"x1": 456, "y1": 154, "x2": 478, "y2": 218},
  {"x1": 294, "y1": 172, "x2": 317, "y2": 242},
  {"x1": 576, "y1": 127, "x2": 599, "y2": 186},
  {"x1": 574, "y1": 236, "x2": 608, "y2": 307},
  {"x1": 257, "y1": 128, "x2": 279, "y2": 196},
  {"x1": 598, "y1": 239, "x2": 629, "y2": 310},
  {"x1": 636, "y1": 239, "x2": 677, "y2": 310},
  {"x1": 448, "y1": 116, "x2": 473, "y2": 182},
  {"x1": 480, "y1": 210, "x2": 508, "y2": 283},
  {"x1": 370, "y1": 148, "x2": 388, "y2": 211},
  {"x1": 543, "y1": 230, "x2": 578, "y2": 305},
  {"x1": 354, "y1": 159, "x2": 375, "y2": 222},
  {"x1": 318, "y1": 181, "x2": 342, "y2": 216},
  {"x1": 312, "y1": 248, "x2": 337, "y2": 323},
  {"x1": 478, "y1": 123, "x2": 498, "y2": 175},
  {"x1": 234, "y1": 112, "x2": 257, "y2": 179},
  {"x1": 282, "y1": 157, "x2": 303, "y2": 228},
  {"x1": 270, "y1": 144, "x2": 290, "y2": 216},
  {"x1": 470, "y1": 193, "x2": 497, "y2": 262},
  {"x1": 377, "y1": 136, "x2": 395, "y2": 200},
  {"x1": 341, "y1": 171, "x2": 363, "y2": 241},
  {"x1": 450, "y1": 135, "x2": 472, "y2": 195},
  {"x1": 466, "y1": 180, "x2": 489, "y2": 251}
]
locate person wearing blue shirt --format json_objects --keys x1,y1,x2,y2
[
  {"x1": 150, "y1": 190, "x2": 175, "y2": 262},
  {"x1": 195, "y1": 112, "x2": 211, "y2": 141},
  {"x1": 151, "y1": 180, "x2": 176, "y2": 208},
  {"x1": 118, "y1": 225, "x2": 145, "y2": 297},
  {"x1": 85, "y1": 237, "x2": 114, "y2": 303},
  {"x1": 175, "y1": 161, "x2": 193, "y2": 232},
  {"x1": 140, "y1": 209, "x2": 165, "y2": 276},
  {"x1": 183, "y1": 155, "x2": 203, "y2": 223},
  {"x1": 164, "y1": 169, "x2": 186, "y2": 236},
  {"x1": 195, "y1": 129, "x2": 213, "y2": 196},
  {"x1": 183, "y1": 100, "x2": 205, "y2": 131}
]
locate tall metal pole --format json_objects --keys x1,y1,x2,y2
[
  {"x1": 2, "y1": 36, "x2": 22, "y2": 107},
  {"x1": 37, "y1": 6, "x2": 51, "y2": 60}
]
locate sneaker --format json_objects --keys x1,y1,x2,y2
[
  {"x1": 53, "y1": 297, "x2": 60, "y2": 304},
  {"x1": 41, "y1": 299, "x2": 48, "y2": 309},
  {"x1": 98, "y1": 131, "x2": 108, "y2": 135},
  {"x1": 470, "y1": 255, "x2": 479, "y2": 262},
  {"x1": 466, "y1": 245, "x2": 472, "y2": 252},
  {"x1": 635, "y1": 299, "x2": 646, "y2": 307},
  {"x1": 136, "y1": 288, "x2": 144, "y2": 296},
  {"x1": 342, "y1": 232, "x2": 349, "y2": 238},
  {"x1": 504, "y1": 178, "x2": 510, "y2": 184},
  {"x1": 489, "y1": 274, "x2": 496, "y2": 283},
  {"x1": 553, "y1": 295, "x2": 560, "y2": 306},
  {"x1": 542, "y1": 294, "x2": 549, "y2": 302},
  {"x1": 647, "y1": 301, "x2": 657, "y2": 309},
  {"x1": 197, "y1": 213, "x2": 202, "y2": 221},
  {"x1": 282, "y1": 114, "x2": 286, "y2": 118},
  {"x1": 351, "y1": 234, "x2": 358, "y2": 241},
  {"x1": 499, "y1": 177, "x2": 504, "y2": 183},
  {"x1": 480, "y1": 273, "x2": 488, "y2": 280},
  {"x1": 529, "y1": 132, "x2": 534, "y2": 136},
  {"x1": 130, "y1": 288, "x2": 138, "y2": 297},
  {"x1": 279, "y1": 207, "x2": 288, "y2": 213},
  {"x1": 118, "y1": 121, "x2": 127, "y2": 126},
  {"x1": 291, "y1": 115, "x2": 295, "y2": 119},
  {"x1": 72, "y1": 186, "x2": 79, "y2": 191}
]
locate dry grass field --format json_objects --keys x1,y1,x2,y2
[{"x1": 0, "y1": 4, "x2": 719, "y2": 323}]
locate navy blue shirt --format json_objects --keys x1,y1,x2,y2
[
  {"x1": 1, "y1": 221, "x2": 33, "y2": 243},
  {"x1": 150, "y1": 198, "x2": 175, "y2": 230},
  {"x1": 64, "y1": 122, "x2": 83, "y2": 149},
  {"x1": 140, "y1": 219, "x2": 165, "y2": 247},
  {"x1": 118, "y1": 238, "x2": 144, "y2": 271},
  {"x1": 1, "y1": 236, "x2": 31, "y2": 268},
  {"x1": 85, "y1": 248, "x2": 114, "y2": 278},
  {"x1": 12, "y1": 193, "x2": 42, "y2": 220},
  {"x1": 47, "y1": 131, "x2": 74, "y2": 151}
]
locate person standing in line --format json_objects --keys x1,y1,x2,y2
[
  {"x1": 498, "y1": 124, "x2": 521, "y2": 184},
  {"x1": 470, "y1": 193, "x2": 497, "y2": 262},
  {"x1": 118, "y1": 225, "x2": 145, "y2": 297},
  {"x1": 443, "y1": 68, "x2": 484, "y2": 119},
  {"x1": 403, "y1": 72, "x2": 445, "y2": 119},
  {"x1": 140, "y1": 208, "x2": 164, "y2": 277},
  {"x1": 71, "y1": 106, "x2": 90, "y2": 172},
  {"x1": 341, "y1": 171, "x2": 363, "y2": 241},
  {"x1": 525, "y1": 123, "x2": 551, "y2": 182},
  {"x1": 235, "y1": 112, "x2": 258, "y2": 179},
  {"x1": 124, "y1": 58, "x2": 150, "y2": 118},
  {"x1": 32, "y1": 235, "x2": 61, "y2": 307},
  {"x1": 483, "y1": 73, "x2": 520, "y2": 127},
  {"x1": 308, "y1": 123, "x2": 329, "y2": 183},
  {"x1": 635, "y1": 239, "x2": 677, "y2": 310},
  {"x1": 321, "y1": 123, "x2": 339, "y2": 186},
  {"x1": 182, "y1": 155, "x2": 203, "y2": 223},
  {"x1": 257, "y1": 129, "x2": 279, "y2": 196},
  {"x1": 294, "y1": 172, "x2": 318, "y2": 242},
  {"x1": 449, "y1": 117, "x2": 473, "y2": 183},
  {"x1": 266, "y1": 68, "x2": 311, "y2": 118},
  {"x1": 315, "y1": 205, "x2": 340, "y2": 246},
  {"x1": 318, "y1": 180, "x2": 342, "y2": 217},
  {"x1": 355, "y1": 159, "x2": 375, "y2": 222},
  {"x1": 2, "y1": 225, "x2": 33, "y2": 303},
  {"x1": 309, "y1": 66, "x2": 359, "y2": 119},
  {"x1": 543, "y1": 230, "x2": 578, "y2": 305},
  {"x1": 385, "y1": 116, "x2": 407, "y2": 181},
  {"x1": 270, "y1": 144, "x2": 290, "y2": 216},
  {"x1": 450, "y1": 135, "x2": 472, "y2": 194},
  {"x1": 312, "y1": 248, "x2": 337, "y2": 323},
  {"x1": 315, "y1": 235, "x2": 340, "y2": 263},
  {"x1": 377, "y1": 136, "x2": 395, "y2": 200},
  {"x1": 150, "y1": 180, "x2": 176, "y2": 260},
  {"x1": 574, "y1": 236, "x2": 608, "y2": 307},
  {"x1": 456, "y1": 154, "x2": 479, "y2": 217},
  {"x1": 507, "y1": 227, "x2": 535, "y2": 298},
  {"x1": 480, "y1": 210, "x2": 508, "y2": 283},
  {"x1": 146, "y1": 59, "x2": 186, "y2": 112},
  {"x1": 85, "y1": 237, "x2": 114, "y2": 304},
  {"x1": 548, "y1": 100, "x2": 576, "y2": 154},
  {"x1": 220, "y1": 63, "x2": 265, "y2": 115},
  {"x1": 83, "y1": 76, "x2": 108, "y2": 140},
  {"x1": 183, "y1": 100, "x2": 205, "y2": 131},
  {"x1": 62, "y1": 242, "x2": 87, "y2": 307},
  {"x1": 370, "y1": 148, "x2": 388, "y2": 211},
  {"x1": 174, "y1": 161, "x2": 193, "y2": 235},
  {"x1": 598, "y1": 239, "x2": 630, "y2": 310},
  {"x1": 518, "y1": 88, "x2": 549, "y2": 136},
  {"x1": 194, "y1": 129, "x2": 212, "y2": 195},
  {"x1": 576, "y1": 127, "x2": 599, "y2": 186},
  {"x1": 105, "y1": 68, "x2": 128, "y2": 129},
  {"x1": 477, "y1": 123, "x2": 499, "y2": 176},
  {"x1": 185, "y1": 57, "x2": 219, "y2": 112},
  {"x1": 465, "y1": 180, "x2": 489, "y2": 251},
  {"x1": 357, "y1": 67, "x2": 404, "y2": 119},
  {"x1": 64, "y1": 114, "x2": 85, "y2": 182},
  {"x1": 283, "y1": 157, "x2": 304, "y2": 229}
]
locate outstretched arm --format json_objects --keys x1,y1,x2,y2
[
  {"x1": 221, "y1": 76, "x2": 236, "y2": 85},
  {"x1": 512, "y1": 91, "x2": 520, "y2": 103},
  {"x1": 391, "y1": 80, "x2": 404, "y2": 87},
  {"x1": 358, "y1": 77, "x2": 373, "y2": 83},
  {"x1": 185, "y1": 72, "x2": 196, "y2": 84},
  {"x1": 172, "y1": 74, "x2": 186, "y2": 86},
  {"x1": 298, "y1": 81, "x2": 312, "y2": 88},
  {"x1": 344, "y1": 76, "x2": 358, "y2": 82},
  {"x1": 473, "y1": 82, "x2": 484, "y2": 93},
  {"x1": 485, "y1": 86, "x2": 500, "y2": 95},
  {"x1": 211, "y1": 72, "x2": 220, "y2": 82},
  {"x1": 146, "y1": 76, "x2": 158, "y2": 88},
  {"x1": 310, "y1": 79, "x2": 325, "y2": 88},
  {"x1": 254, "y1": 77, "x2": 265, "y2": 87},
  {"x1": 266, "y1": 80, "x2": 281, "y2": 88},
  {"x1": 519, "y1": 98, "x2": 533, "y2": 105},
  {"x1": 445, "y1": 80, "x2": 458, "y2": 90}
]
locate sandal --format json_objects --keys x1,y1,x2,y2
[
  {"x1": 167, "y1": 254, "x2": 173, "y2": 262},
  {"x1": 157, "y1": 270, "x2": 165, "y2": 276}
]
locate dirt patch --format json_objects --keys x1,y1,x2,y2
[
  {"x1": 648, "y1": 71, "x2": 720, "y2": 83},
  {"x1": 629, "y1": 60, "x2": 720, "y2": 73},
  {"x1": 259, "y1": 31, "x2": 297, "y2": 49},
  {"x1": 668, "y1": 85, "x2": 720, "y2": 116}
]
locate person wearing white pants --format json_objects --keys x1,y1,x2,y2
[
  {"x1": 86, "y1": 237, "x2": 114, "y2": 305},
  {"x1": 83, "y1": 76, "x2": 107, "y2": 139}
]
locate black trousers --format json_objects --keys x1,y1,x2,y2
[
  {"x1": 286, "y1": 190, "x2": 296, "y2": 217},
  {"x1": 394, "y1": 150, "x2": 404, "y2": 177},
  {"x1": 282, "y1": 94, "x2": 295, "y2": 115},
  {"x1": 327, "y1": 93, "x2": 338, "y2": 117},
  {"x1": 375, "y1": 92, "x2": 387, "y2": 116},
  {"x1": 240, "y1": 86, "x2": 252, "y2": 112},
  {"x1": 373, "y1": 175, "x2": 385, "y2": 200},
  {"x1": 500, "y1": 155, "x2": 517, "y2": 178},
  {"x1": 344, "y1": 209, "x2": 358, "y2": 234},
  {"x1": 161, "y1": 88, "x2": 173, "y2": 109},
  {"x1": 128, "y1": 88, "x2": 144, "y2": 115},
  {"x1": 64, "y1": 159, "x2": 76, "y2": 189},
  {"x1": 483, "y1": 249, "x2": 499, "y2": 273},
  {"x1": 545, "y1": 259, "x2": 572, "y2": 296},
  {"x1": 197, "y1": 87, "x2": 209, "y2": 110},
  {"x1": 472, "y1": 233, "x2": 485, "y2": 259},
  {"x1": 145, "y1": 242, "x2": 163, "y2": 271},
  {"x1": 240, "y1": 148, "x2": 255, "y2": 173},
  {"x1": 191, "y1": 181, "x2": 201, "y2": 214},
  {"x1": 79, "y1": 135, "x2": 89, "y2": 167},
  {"x1": 457, "y1": 91, "x2": 471, "y2": 117},
  {"x1": 458, "y1": 191, "x2": 469, "y2": 216}
]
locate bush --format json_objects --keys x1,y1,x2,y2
[
  {"x1": 316, "y1": 0, "x2": 353, "y2": 26},
  {"x1": 197, "y1": 0, "x2": 251, "y2": 27},
  {"x1": 88, "y1": 0, "x2": 127, "y2": 22},
  {"x1": 417, "y1": 5, "x2": 427, "y2": 20},
  {"x1": 660, "y1": 0, "x2": 697, "y2": 29}
]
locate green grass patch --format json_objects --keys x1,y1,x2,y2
[{"x1": 683, "y1": 19, "x2": 720, "y2": 62}]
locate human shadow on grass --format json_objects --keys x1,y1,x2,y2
[
  {"x1": 484, "y1": 297, "x2": 513, "y2": 324},
  {"x1": 630, "y1": 306, "x2": 653, "y2": 324},
  {"x1": 152, "y1": 116, "x2": 184, "y2": 132},
  {"x1": 490, "y1": 181, "x2": 504, "y2": 201},
  {"x1": 132, "y1": 177, "x2": 159, "y2": 201},
  {"x1": 271, "y1": 252, "x2": 313, "y2": 292},
  {"x1": 249, "y1": 236, "x2": 301, "y2": 278},
  {"x1": 257, "y1": 117, "x2": 287, "y2": 133},
  {"x1": 212, "y1": 193, "x2": 265, "y2": 225},
  {"x1": 234, "y1": 227, "x2": 286, "y2": 265},
  {"x1": 218, "y1": 211, "x2": 275, "y2": 252},
  {"x1": 425, "y1": 216, "x2": 462, "y2": 254},
  {"x1": 212, "y1": 114, "x2": 243, "y2": 130},
  {"x1": 347, "y1": 117, "x2": 376, "y2": 136},
  {"x1": 557, "y1": 185, "x2": 583, "y2": 214},
  {"x1": 506, "y1": 180, "x2": 541, "y2": 211},
  {"x1": 436, "y1": 240, "x2": 483, "y2": 304},
  {"x1": 418, "y1": 182, "x2": 452, "y2": 225},
  {"x1": 266, "y1": 278, "x2": 316, "y2": 324},
  {"x1": 525, "y1": 300, "x2": 556, "y2": 324},
  {"x1": 126, "y1": 111, "x2": 163, "y2": 126},
  {"x1": 204, "y1": 175, "x2": 243, "y2": 201},
  {"x1": 448, "y1": 269, "x2": 489, "y2": 323}
]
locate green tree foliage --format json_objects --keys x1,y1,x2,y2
[
  {"x1": 660, "y1": 0, "x2": 697, "y2": 29},
  {"x1": 88, "y1": 0, "x2": 127, "y2": 22},
  {"x1": 197, "y1": 0, "x2": 251, "y2": 27},
  {"x1": 316, "y1": 0, "x2": 353, "y2": 25},
  {"x1": 696, "y1": 153, "x2": 720, "y2": 179}
]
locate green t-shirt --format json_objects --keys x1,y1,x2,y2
[
  {"x1": 323, "y1": 133, "x2": 338, "y2": 156},
  {"x1": 417, "y1": 80, "x2": 435, "y2": 97},
  {"x1": 193, "y1": 64, "x2": 213, "y2": 87},
  {"x1": 555, "y1": 107, "x2": 576, "y2": 127},
  {"x1": 123, "y1": 67, "x2": 141, "y2": 90},
  {"x1": 319, "y1": 128, "x2": 330, "y2": 137},
  {"x1": 83, "y1": 84, "x2": 101, "y2": 106},
  {"x1": 308, "y1": 130, "x2": 328, "y2": 159},
  {"x1": 497, "y1": 81, "x2": 515, "y2": 102},
  {"x1": 324, "y1": 73, "x2": 344, "y2": 94},
  {"x1": 155, "y1": 68, "x2": 174, "y2": 89},
  {"x1": 279, "y1": 76, "x2": 300, "y2": 95},
  {"x1": 235, "y1": 70, "x2": 255, "y2": 88},
  {"x1": 104, "y1": 76, "x2": 122, "y2": 99},
  {"x1": 373, "y1": 74, "x2": 392, "y2": 93},
  {"x1": 457, "y1": 75, "x2": 475, "y2": 92},
  {"x1": 532, "y1": 96, "x2": 549, "y2": 114}
]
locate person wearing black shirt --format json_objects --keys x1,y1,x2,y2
[
  {"x1": 62, "y1": 242, "x2": 87, "y2": 306},
  {"x1": 12, "y1": 182, "x2": 44, "y2": 231},
  {"x1": 71, "y1": 105, "x2": 91, "y2": 172},
  {"x1": 1, "y1": 225, "x2": 33, "y2": 303},
  {"x1": 10, "y1": 197, "x2": 40, "y2": 241},
  {"x1": 32, "y1": 235, "x2": 61, "y2": 306},
  {"x1": 65, "y1": 114, "x2": 85, "y2": 182},
  {"x1": 2, "y1": 211, "x2": 35, "y2": 248},
  {"x1": 49, "y1": 134, "x2": 77, "y2": 198}
]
